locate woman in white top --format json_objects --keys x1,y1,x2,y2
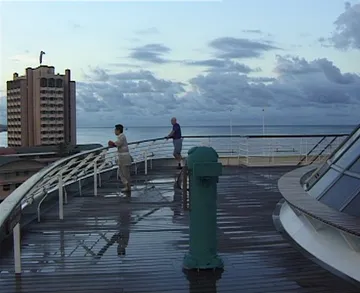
[{"x1": 108, "y1": 124, "x2": 132, "y2": 192}]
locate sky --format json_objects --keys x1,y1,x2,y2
[{"x1": 0, "y1": 0, "x2": 360, "y2": 126}]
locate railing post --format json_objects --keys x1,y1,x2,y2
[
  {"x1": 94, "y1": 158, "x2": 98, "y2": 197},
  {"x1": 182, "y1": 166, "x2": 188, "y2": 210},
  {"x1": 13, "y1": 223, "x2": 21, "y2": 274},
  {"x1": 144, "y1": 151, "x2": 148, "y2": 175},
  {"x1": 78, "y1": 179, "x2": 82, "y2": 196},
  {"x1": 58, "y1": 172, "x2": 64, "y2": 220},
  {"x1": 64, "y1": 188, "x2": 68, "y2": 205},
  {"x1": 99, "y1": 173, "x2": 102, "y2": 187},
  {"x1": 246, "y1": 138, "x2": 249, "y2": 164}
]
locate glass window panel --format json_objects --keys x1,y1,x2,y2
[
  {"x1": 332, "y1": 128, "x2": 360, "y2": 163},
  {"x1": 335, "y1": 137, "x2": 360, "y2": 170},
  {"x1": 349, "y1": 158, "x2": 360, "y2": 174},
  {"x1": 343, "y1": 189, "x2": 360, "y2": 217},
  {"x1": 319, "y1": 175, "x2": 360, "y2": 210},
  {"x1": 308, "y1": 169, "x2": 341, "y2": 198}
]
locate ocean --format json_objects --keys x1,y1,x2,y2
[{"x1": 0, "y1": 125, "x2": 355, "y2": 148}]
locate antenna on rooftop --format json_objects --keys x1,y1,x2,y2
[{"x1": 39, "y1": 51, "x2": 46, "y2": 65}]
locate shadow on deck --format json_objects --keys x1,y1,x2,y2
[{"x1": 0, "y1": 166, "x2": 359, "y2": 293}]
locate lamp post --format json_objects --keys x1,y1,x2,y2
[
  {"x1": 262, "y1": 108, "x2": 265, "y2": 156},
  {"x1": 262, "y1": 108, "x2": 265, "y2": 136},
  {"x1": 229, "y1": 108, "x2": 233, "y2": 155}
]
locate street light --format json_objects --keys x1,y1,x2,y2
[
  {"x1": 262, "y1": 108, "x2": 265, "y2": 156},
  {"x1": 230, "y1": 109, "x2": 233, "y2": 136},
  {"x1": 262, "y1": 109, "x2": 265, "y2": 135},
  {"x1": 229, "y1": 108, "x2": 233, "y2": 155}
]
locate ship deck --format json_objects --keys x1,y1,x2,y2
[{"x1": 0, "y1": 166, "x2": 359, "y2": 293}]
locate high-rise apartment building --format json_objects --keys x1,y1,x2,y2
[{"x1": 6, "y1": 65, "x2": 76, "y2": 147}]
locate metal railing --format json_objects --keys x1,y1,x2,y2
[{"x1": 0, "y1": 132, "x2": 349, "y2": 274}]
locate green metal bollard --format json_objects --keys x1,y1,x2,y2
[{"x1": 183, "y1": 146, "x2": 224, "y2": 270}]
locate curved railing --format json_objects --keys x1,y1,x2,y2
[{"x1": 0, "y1": 133, "x2": 349, "y2": 245}]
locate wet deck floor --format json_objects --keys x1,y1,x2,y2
[{"x1": 0, "y1": 166, "x2": 359, "y2": 293}]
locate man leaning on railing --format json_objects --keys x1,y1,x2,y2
[
  {"x1": 166, "y1": 117, "x2": 183, "y2": 170},
  {"x1": 108, "y1": 124, "x2": 132, "y2": 192}
]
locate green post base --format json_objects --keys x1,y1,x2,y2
[{"x1": 183, "y1": 253, "x2": 224, "y2": 270}]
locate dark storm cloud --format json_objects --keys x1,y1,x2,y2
[
  {"x1": 209, "y1": 37, "x2": 281, "y2": 59},
  {"x1": 129, "y1": 43, "x2": 171, "y2": 64}
]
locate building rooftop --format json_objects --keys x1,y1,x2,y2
[
  {"x1": 0, "y1": 144, "x2": 103, "y2": 156},
  {"x1": 0, "y1": 165, "x2": 358, "y2": 293}
]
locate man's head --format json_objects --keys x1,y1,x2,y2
[
  {"x1": 115, "y1": 124, "x2": 124, "y2": 135},
  {"x1": 171, "y1": 117, "x2": 177, "y2": 125}
]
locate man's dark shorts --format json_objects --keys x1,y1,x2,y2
[{"x1": 173, "y1": 138, "x2": 183, "y2": 156}]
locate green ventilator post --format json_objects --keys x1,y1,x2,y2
[{"x1": 183, "y1": 146, "x2": 224, "y2": 270}]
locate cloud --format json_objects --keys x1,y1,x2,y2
[
  {"x1": 1, "y1": 37, "x2": 359, "y2": 126},
  {"x1": 77, "y1": 67, "x2": 185, "y2": 119},
  {"x1": 134, "y1": 27, "x2": 159, "y2": 35},
  {"x1": 184, "y1": 55, "x2": 360, "y2": 113},
  {"x1": 325, "y1": 2, "x2": 360, "y2": 50},
  {"x1": 242, "y1": 29, "x2": 263, "y2": 34},
  {"x1": 274, "y1": 56, "x2": 357, "y2": 84},
  {"x1": 184, "y1": 59, "x2": 260, "y2": 74},
  {"x1": 209, "y1": 37, "x2": 281, "y2": 59},
  {"x1": 71, "y1": 53, "x2": 360, "y2": 126},
  {"x1": 107, "y1": 63, "x2": 142, "y2": 69},
  {"x1": 129, "y1": 43, "x2": 172, "y2": 64}
]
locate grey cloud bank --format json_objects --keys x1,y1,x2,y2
[
  {"x1": 321, "y1": 2, "x2": 360, "y2": 50},
  {"x1": 69, "y1": 52, "x2": 360, "y2": 127}
]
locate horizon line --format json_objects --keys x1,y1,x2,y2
[{"x1": 75, "y1": 124, "x2": 357, "y2": 128}]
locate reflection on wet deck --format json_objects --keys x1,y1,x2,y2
[{"x1": 0, "y1": 166, "x2": 359, "y2": 293}]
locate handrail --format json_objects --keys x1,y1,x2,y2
[
  {"x1": 182, "y1": 133, "x2": 349, "y2": 139},
  {"x1": 0, "y1": 137, "x2": 166, "y2": 233},
  {"x1": 0, "y1": 133, "x2": 349, "y2": 233}
]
